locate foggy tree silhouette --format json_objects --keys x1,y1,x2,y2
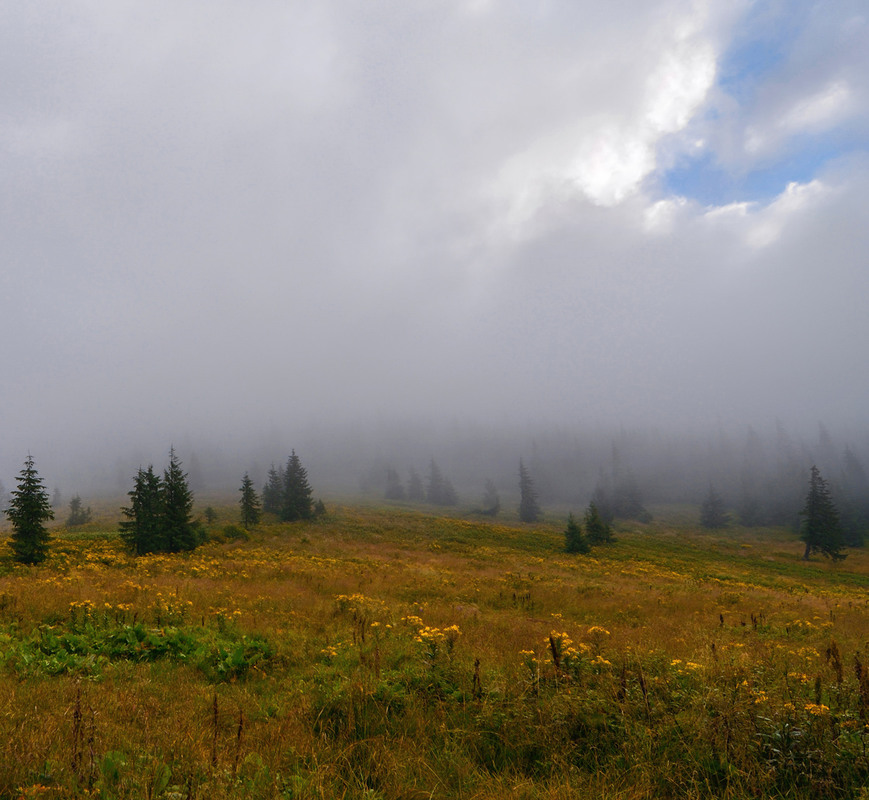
[
  {"x1": 426, "y1": 459, "x2": 457, "y2": 506},
  {"x1": 66, "y1": 495, "x2": 92, "y2": 527},
  {"x1": 700, "y1": 484, "x2": 727, "y2": 529},
  {"x1": 518, "y1": 459, "x2": 541, "y2": 522},
  {"x1": 800, "y1": 465, "x2": 845, "y2": 561},
  {"x1": 384, "y1": 467, "x2": 406, "y2": 501},
  {"x1": 839, "y1": 447, "x2": 869, "y2": 547},
  {"x1": 262, "y1": 464, "x2": 284, "y2": 515},
  {"x1": 481, "y1": 479, "x2": 500, "y2": 516},
  {"x1": 407, "y1": 467, "x2": 425, "y2": 503}
]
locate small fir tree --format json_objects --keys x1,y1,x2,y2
[
  {"x1": 384, "y1": 467, "x2": 406, "y2": 501},
  {"x1": 66, "y1": 495, "x2": 92, "y2": 527},
  {"x1": 262, "y1": 464, "x2": 284, "y2": 515},
  {"x1": 406, "y1": 468, "x2": 425, "y2": 502},
  {"x1": 800, "y1": 465, "x2": 845, "y2": 561},
  {"x1": 590, "y1": 476, "x2": 615, "y2": 524},
  {"x1": 162, "y1": 448, "x2": 198, "y2": 552},
  {"x1": 700, "y1": 484, "x2": 728, "y2": 529},
  {"x1": 564, "y1": 513, "x2": 590, "y2": 554},
  {"x1": 120, "y1": 466, "x2": 164, "y2": 555},
  {"x1": 282, "y1": 450, "x2": 313, "y2": 521},
  {"x1": 5, "y1": 455, "x2": 54, "y2": 564},
  {"x1": 518, "y1": 459, "x2": 541, "y2": 523},
  {"x1": 239, "y1": 472, "x2": 261, "y2": 528},
  {"x1": 839, "y1": 447, "x2": 869, "y2": 547},
  {"x1": 585, "y1": 501, "x2": 613, "y2": 545}
]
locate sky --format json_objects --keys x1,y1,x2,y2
[{"x1": 1, "y1": 0, "x2": 868, "y2": 484}]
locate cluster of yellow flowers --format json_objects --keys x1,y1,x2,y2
[
  {"x1": 415, "y1": 624, "x2": 461, "y2": 645},
  {"x1": 335, "y1": 593, "x2": 388, "y2": 618},
  {"x1": 68, "y1": 599, "x2": 96, "y2": 616}
]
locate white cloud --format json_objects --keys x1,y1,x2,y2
[
  {"x1": 746, "y1": 80, "x2": 855, "y2": 155},
  {"x1": 695, "y1": 179, "x2": 832, "y2": 249},
  {"x1": 781, "y1": 80, "x2": 854, "y2": 132},
  {"x1": 746, "y1": 179, "x2": 832, "y2": 247},
  {"x1": 644, "y1": 35, "x2": 716, "y2": 134},
  {"x1": 643, "y1": 196, "x2": 689, "y2": 234},
  {"x1": 489, "y1": 4, "x2": 719, "y2": 220}
]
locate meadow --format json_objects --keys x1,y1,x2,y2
[{"x1": 2, "y1": 501, "x2": 869, "y2": 799}]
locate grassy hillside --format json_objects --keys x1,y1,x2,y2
[{"x1": 1, "y1": 503, "x2": 869, "y2": 799}]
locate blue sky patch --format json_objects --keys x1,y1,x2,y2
[
  {"x1": 661, "y1": 137, "x2": 850, "y2": 206},
  {"x1": 716, "y1": 3, "x2": 807, "y2": 104}
]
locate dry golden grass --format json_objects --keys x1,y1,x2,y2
[{"x1": 1, "y1": 503, "x2": 868, "y2": 798}]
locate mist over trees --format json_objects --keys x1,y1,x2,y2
[
  {"x1": 426, "y1": 459, "x2": 457, "y2": 507},
  {"x1": 518, "y1": 459, "x2": 541, "y2": 523},
  {"x1": 66, "y1": 495, "x2": 92, "y2": 527},
  {"x1": 700, "y1": 485, "x2": 727, "y2": 529},
  {"x1": 335, "y1": 418, "x2": 869, "y2": 546},
  {"x1": 3, "y1": 418, "x2": 869, "y2": 550}
]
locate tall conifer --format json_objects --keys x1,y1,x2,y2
[
  {"x1": 239, "y1": 473, "x2": 261, "y2": 528},
  {"x1": 800, "y1": 465, "x2": 845, "y2": 561},
  {"x1": 5, "y1": 455, "x2": 54, "y2": 564},
  {"x1": 282, "y1": 450, "x2": 313, "y2": 521},
  {"x1": 518, "y1": 459, "x2": 541, "y2": 522}
]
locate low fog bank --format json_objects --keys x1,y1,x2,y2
[{"x1": 4, "y1": 417, "x2": 868, "y2": 536}]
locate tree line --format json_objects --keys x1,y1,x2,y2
[
  {"x1": 2, "y1": 449, "x2": 322, "y2": 564},
  {"x1": 0, "y1": 448, "x2": 852, "y2": 565}
]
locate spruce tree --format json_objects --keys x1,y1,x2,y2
[
  {"x1": 282, "y1": 450, "x2": 313, "y2": 521},
  {"x1": 120, "y1": 465, "x2": 164, "y2": 555},
  {"x1": 262, "y1": 464, "x2": 284, "y2": 515},
  {"x1": 564, "y1": 513, "x2": 589, "y2": 553},
  {"x1": 426, "y1": 459, "x2": 445, "y2": 505},
  {"x1": 406, "y1": 468, "x2": 425, "y2": 502},
  {"x1": 239, "y1": 472, "x2": 261, "y2": 529},
  {"x1": 5, "y1": 455, "x2": 54, "y2": 564},
  {"x1": 162, "y1": 448, "x2": 198, "y2": 551},
  {"x1": 518, "y1": 459, "x2": 541, "y2": 523},
  {"x1": 700, "y1": 484, "x2": 727, "y2": 529},
  {"x1": 66, "y1": 495, "x2": 93, "y2": 527},
  {"x1": 384, "y1": 467, "x2": 406, "y2": 501},
  {"x1": 585, "y1": 501, "x2": 613, "y2": 544},
  {"x1": 839, "y1": 447, "x2": 869, "y2": 547},
  {"x1": 800, "y1": 465, "x2": 845, "y2": 561}
]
